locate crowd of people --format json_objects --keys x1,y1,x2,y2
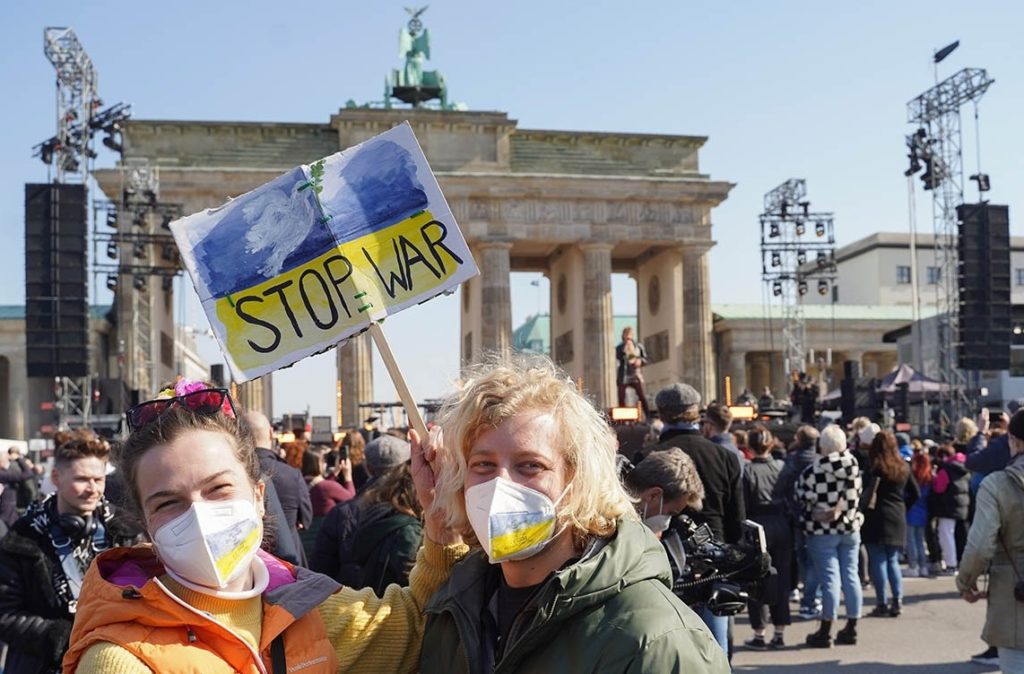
[{"x1": 0, "y1": 355, "x2": 1021, "y2": 672}]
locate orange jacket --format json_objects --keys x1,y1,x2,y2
[{"x1": 63, "y1": 546, "x2": 340, "y2": 673}]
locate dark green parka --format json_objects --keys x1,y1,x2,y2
[{"x1": 421, "y1": 518, "x2": 729, "y2": 674}]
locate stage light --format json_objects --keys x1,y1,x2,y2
[
  {"x1": 771, "y1": 252, "x2": 781, "y2": 267},
  {"x1": 769, "y1": 223, "x2": 780, "y2": 238},
  {"x1": 795, "y1": 220, "x2": 806, "y2": 236},
  {"x1": 105, "y1": 274, "x2": 117, "y2": 291},
  {"x1": 105, "y1": 241, "x2": 118, "y2": 259},
  {"x1": 102, "y1": 134, "x2": 123, "y2": 153},
  {"x1": 133, "y1": 276, "x2": 147, "y2": 291},
  {"x1": 162, "y1": 276, "x2": 174, "y2": 292},
  {"x1": 133, "y1": 242, "x2": 146, "y2": 259},
  {"x1": 143, "y1": 189, "x2": 158, "y2": 207},
  {"x1": 970, "y1": 173, "x2": 991, "y2": 192},
  {"x1": 161, "y1": 214, "x2": 173, "y2": 229},
  {"x1": 816, "y1": 251, "x2": 829, "y2": 268},
  {"x1": 772, "y1": 282, "x2": 782, "y2": 297},
  {"x1": 797, "y1": 250, "x2": 807, "y2": 265},
  {"x1": 161, "y1": 243, "x2": 177, "y2": 262},
  {"x1": 815, "y1": 221, "x2": 826, "y2": 237},
  {"x1": 818, "y1": 279, "x2": 829, "y2": 295},
  {"x1": 798, "y1": 280, "x2": 808, "y2": 296},
  {"x1": 132, "y1": 212, "x2": 146, "y2": 228},
  {"x1": 106, "y1": 209, "x2": 118, "y2": 228}
]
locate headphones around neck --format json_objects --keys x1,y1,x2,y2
[{"x1": 58, "y1": 513, "x2": 98, "y2": 542}]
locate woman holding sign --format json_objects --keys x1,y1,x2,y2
[
  {"x1": 62, "y1": 379, "x2": 464, "y2": 674},
  {"x1": 421, "y1": 356, "x2": 728, "y2": 673}
]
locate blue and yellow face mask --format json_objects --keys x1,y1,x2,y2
[{"x1": 465, "y1": 476, "x2": 572, "y2": 563}]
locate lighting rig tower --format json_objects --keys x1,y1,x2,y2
[
  {"x1": 760, "y1": 179, "x2": 837, "y2": 383},
  {"x1": 904, "y1": 42, "x2": 993, "y2": 422},
  {"x1": 32, "y1": 28, "x2": 127, "y2": 430}
]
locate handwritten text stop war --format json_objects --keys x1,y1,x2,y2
[{"x1": 214, "y1": 213, "x2": 462, "y2": 368}]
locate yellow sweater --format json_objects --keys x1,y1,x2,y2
[{"x1": 75, "y1": 539, "x2": 466, "y2": 673}]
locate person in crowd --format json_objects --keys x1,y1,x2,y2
[
  {"x1": 299, "y1": 448, "x2": 356, "y2": 559},
  {"x1": 894, "y1": 432, "x2": 913, "y2": 462},
  {"x1": 352, "y1": 463, "x2": 423, "y2": 595},
  {"x1": 422, "y1": 356, "x2": 728, "y2": 673},
  {"x1": 851, "y1": 422, "x2": 879, "y2": 472},
  {"x1": 905, "y1": 450, "x2": 933, "y2": 578},
  {"x1": 797, "y1": 424, "x2": 863, "y2": 648},
  {"x1": 932, "y1": 443, "x2": 970, "y2": 574},
  {"x1": 283, "y1": 439, "x2": 307, "y2": 471},
  {"x1": 359, "y1": 416, "x2": 382, "y2": 444},
  {"x1": 61, "y1": 379, "x2": 466, "y2": 673},
  {"x1": 9, "y1": 446, "x2": 43, "y2": 510},
  {"x1": 327, "y1": 430, "x2": 370, "y2": 491},
  {"x1": 732, "y1": 429, "x2": 753, "y2": 461},
  {"x1": 862, "y1": 430, "x2": 918, "y2": 618},
  {"x1": 952, "y1": 416, "x2": 983, "y2": 456},
  {"x1": 240, "y1": 411, "x2": 313, "y2": 566},
  {"x1": 308, "y1": 447, "x2": 356, "y2": 517},
  {"x1": 0, "y1": 451, "x2": 28, "y2": 535},
  {"x1": 654, "y1": 382, "x2": 746, "y2": 654},
  {"x1": 0, "y1": 430, "x2": 135, "y2": 674},
  {"x1": 757, "y1": 387, "x2": 774, "y2": 412},
  {"x1": 309, "y1": 435, "x2": 413, "y2": 585},
  {"x1": 776, "y1": 425, "x2": 822, "y2": 620},
  {"x1": 615, "y1": 326, "x2": 651, "y2": 416},
  {"x1": 957, "y1": 409, "x2": 1024, "y2": 673},
  {"x1": 703, "y1": 403, "x2": 746, "y2": 465},
  {"x1": 622, "y1": 448, "x2": 706, "y2": 616},
  {"x1": 623, "y1": 447, "x2": 705, "y2": 545},
  {"x1": 741, "y1": 426, "x2": 791, "y2": 649}
]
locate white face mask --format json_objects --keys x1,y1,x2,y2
[
  {"x1": 151, "y1": 498, "x2": 262, "y2": 589},
  {"x1": 465, "y1": 476, "x2": 571, "y2": 564},
  {"x1": 642, "y1": 493, "x2": 672, "y2": 534}
]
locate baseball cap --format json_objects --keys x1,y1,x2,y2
[
  {"x1": 654, "y1": 383, "x2": 701, "y2": 420},
  {"x1": 365, "y1": 434, "x2": 410, "y2": 474}
]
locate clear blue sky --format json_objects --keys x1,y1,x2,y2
[{"x1": 2, "y1": 1, "x2": 1022, "y2": 423}]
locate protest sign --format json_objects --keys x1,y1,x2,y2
[{"x1": 170, "y1": 122, "x2": 478, "y2": 383}]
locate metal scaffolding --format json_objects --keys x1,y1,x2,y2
[
  {"x1": 906, "y1": 66, "x2": 994, "y2": 423},
  {"x1": 760, "y1": 179, "x2": 838, "y2": 381}
]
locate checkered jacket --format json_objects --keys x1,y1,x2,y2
[{"x1": 796, "y1": 450, "x2": 864, "y2": 536}]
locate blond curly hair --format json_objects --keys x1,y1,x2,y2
[{"x1": 429, "y1": 355, "x2": 637, "y2": 549}]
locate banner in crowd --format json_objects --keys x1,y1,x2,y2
[{"x1": 170, "y1": 123, "x2": 477, "y2": 381}]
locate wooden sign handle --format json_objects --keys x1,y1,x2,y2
[{"x1": 368, "y1": 322, "x2": 429, "y2": 440}]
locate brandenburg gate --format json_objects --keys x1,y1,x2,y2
[{"x1": 101, "y1": 108, "x2": 732, "y2": 420}]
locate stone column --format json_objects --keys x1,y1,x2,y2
[
  {"x1": 682, "y1": 246, "x2": 716, "y2": 400},
  {"x1": 338, "y1": 332, "x2": 373, "y2": 428},
  {"x1": 478, "y1": 242, "x2": 513, "y2": 355},
  {"x1": 725, "y1": 350, "x2": 747, "y2": 402},
  {"x1": 581, "y1": 243, "x2": 615, "y2": 409}
]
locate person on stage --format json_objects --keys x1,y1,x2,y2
[{"x1": 616, "y1": 326, "x2": 650, "y2": 416}]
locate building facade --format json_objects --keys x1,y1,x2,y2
[{"x1": 99, "y1": 108, "x2": 733, "y2": 420}]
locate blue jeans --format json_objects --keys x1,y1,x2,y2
[
  {"x1": 906, "y1": 525, "x2": 927, "y2": 570},
  {"x1": 698, "y1": 604, "x2": 730, "y2": 660},
  {"x1": 806, "y1": 532, "x2": 864, "y2": 621},
  {"x1": 866, "y1": 543, "x2": 904, "y2": 605},
  {"x1": 999, "y1": 647, "x2": 1024, "y2": 673},
  {"x1": 796, "y1": 532, "x2": 821, "y2": 609}
]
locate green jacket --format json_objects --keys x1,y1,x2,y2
[
  {"x1": 422, "y1": 518, "x2": 729, "y2": 674},
  {"x1": 352, "y1": 503, "x2": 422, "y2": 595}
]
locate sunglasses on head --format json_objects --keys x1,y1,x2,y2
[{"x1": 125, "y1": 388, "x2": 236, "y2": 433}]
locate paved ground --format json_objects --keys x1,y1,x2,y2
[{"x1": 730, "y1": 573, "x2": 994, "y2": 673}]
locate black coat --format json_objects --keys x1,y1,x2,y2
[
  {"x1": 932, "y1": 460, "x2": 971, "y2": 520},
  {"x1": 774, "y1": 446, "x2": 818, "y2": 522},
  {"x1": 256, "y1": 447, "x2": 313, "y2": 566},
  {"x1": 0, "y1": 505, "x2": 134, "y2": 673},
  {"x1": 861, "y1": 469, "x2": 920, "y2": 548},
  {"x1": 309, "y1": 497, "x2": 363, "y2": 586},
  {"x1": 657, "y1": 428, "x2": 746, "y2": 543}
]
